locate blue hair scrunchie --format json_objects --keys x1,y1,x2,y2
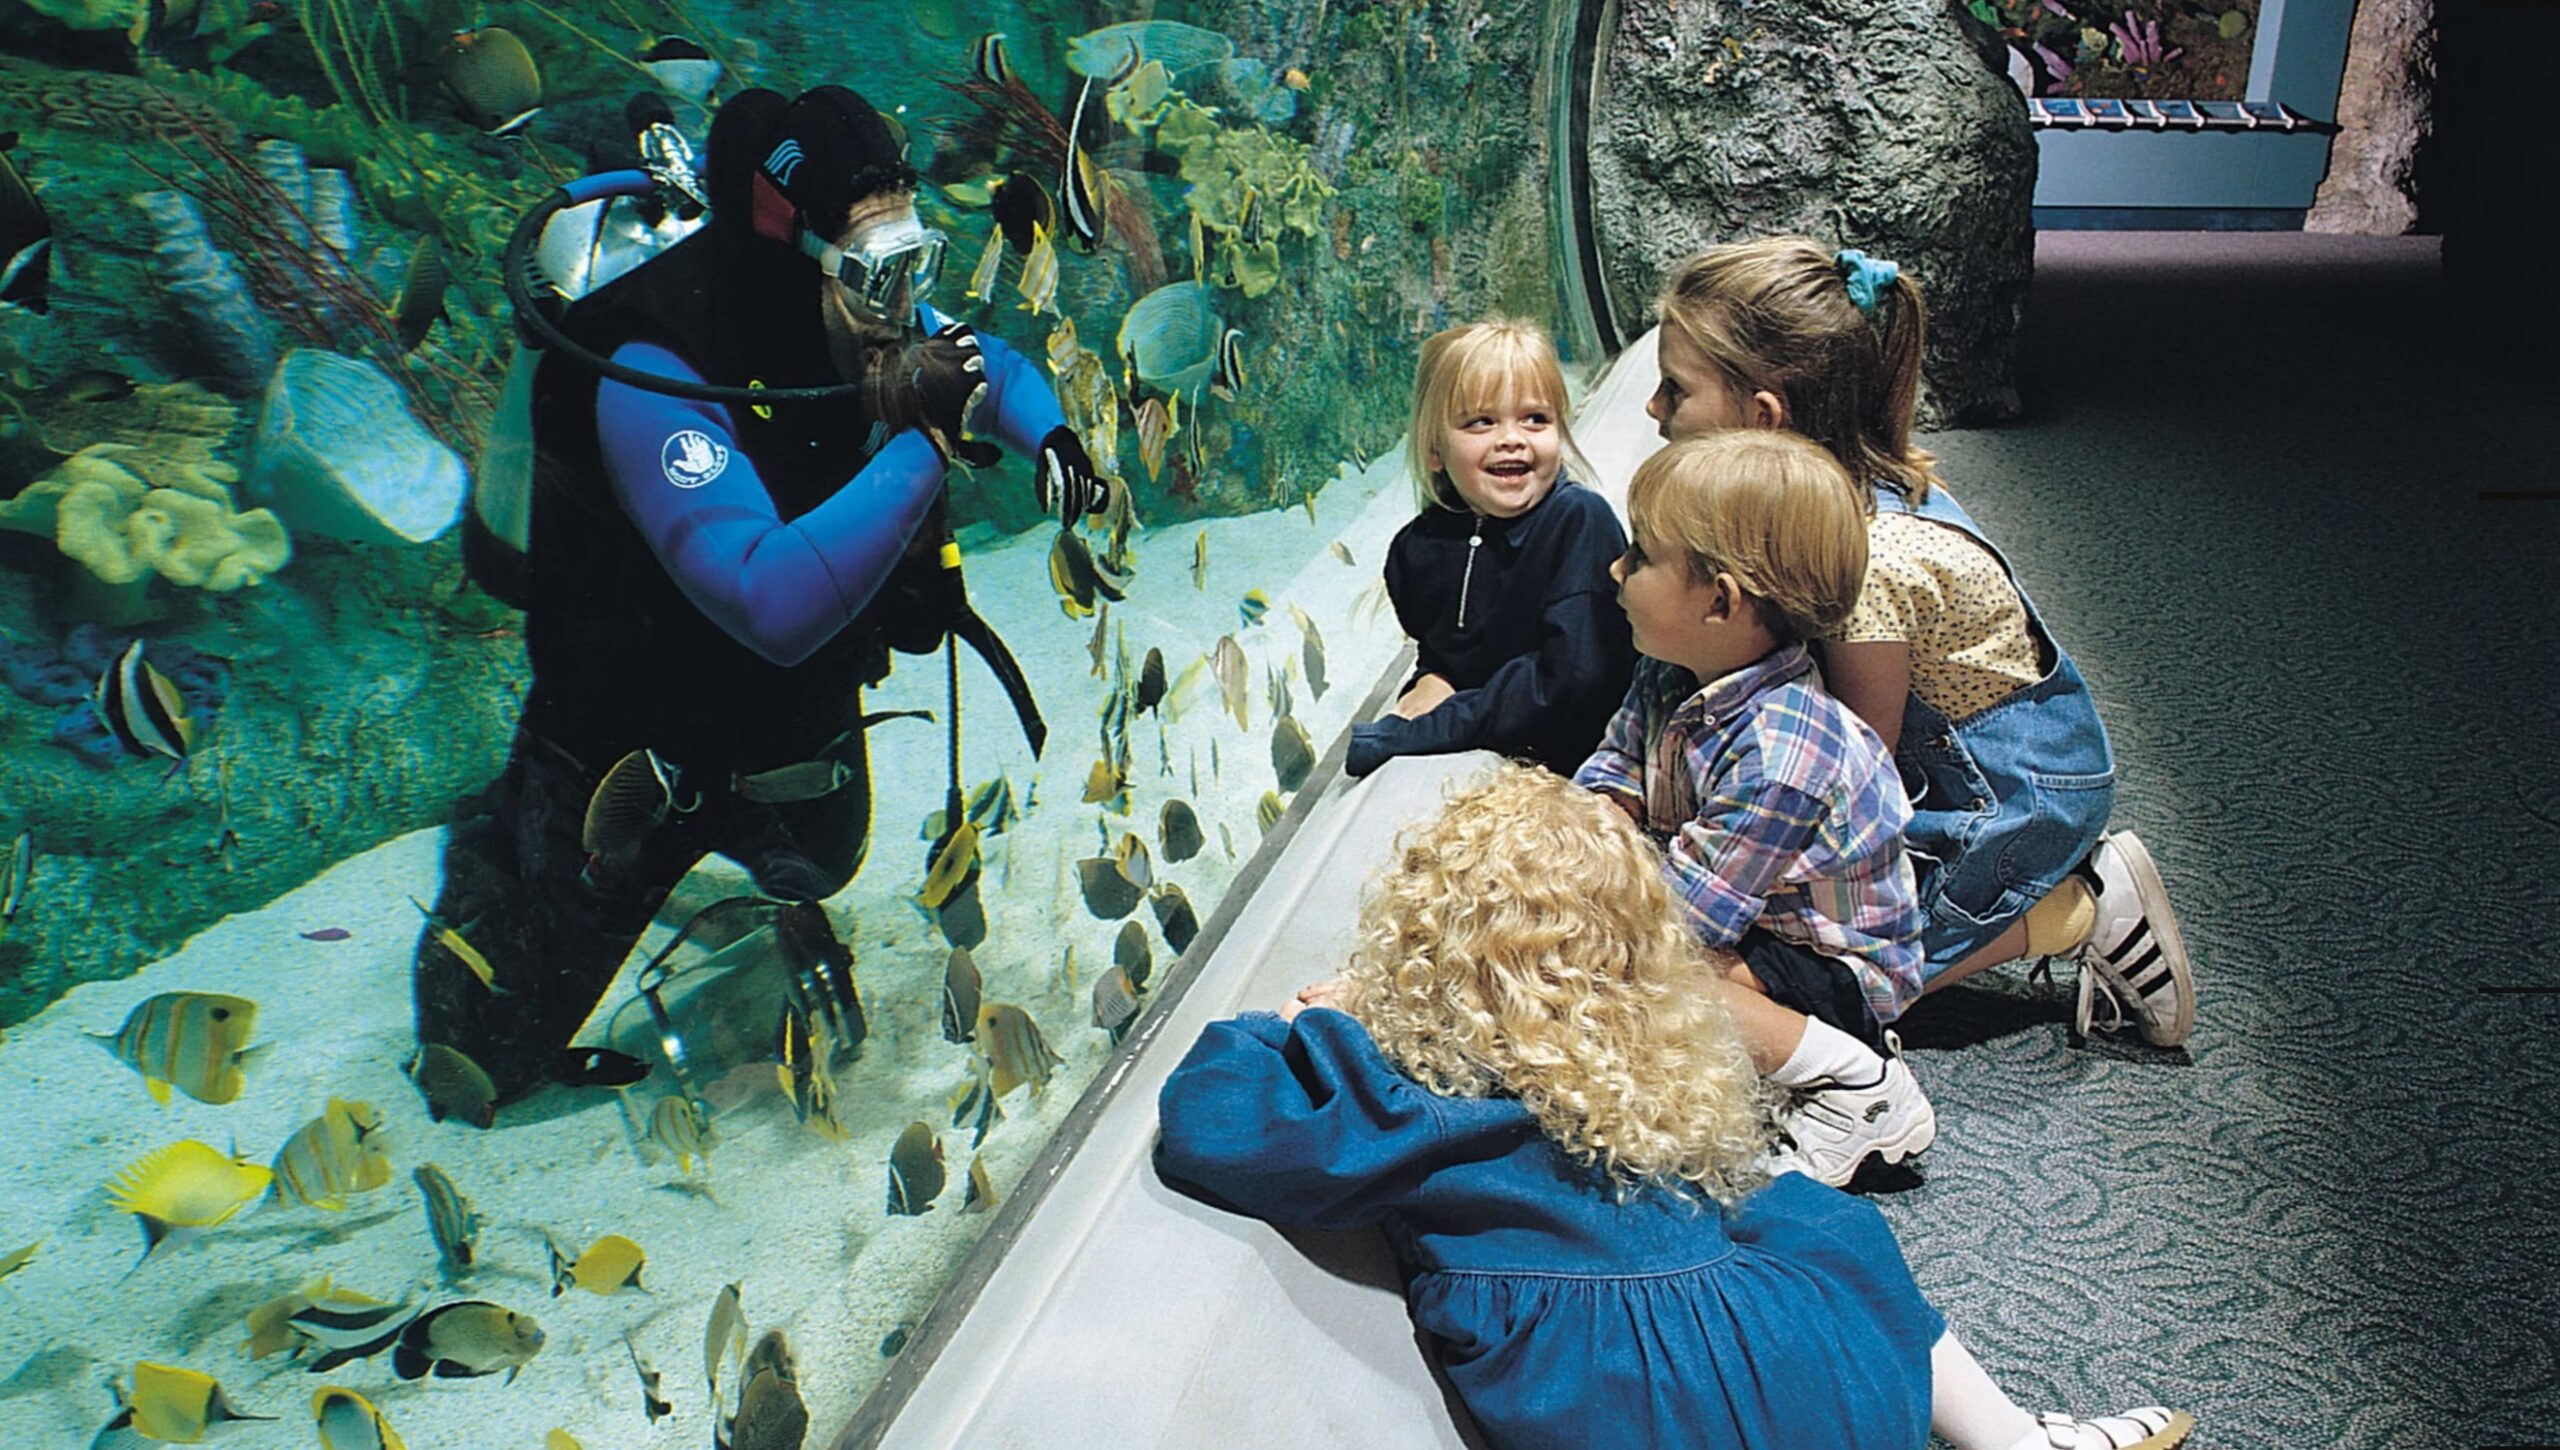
[{"x1": 1837, "y1": 248, "x2": 1900, "y2": 318}]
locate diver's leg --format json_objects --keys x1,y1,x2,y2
[
  {"x1": 413, "y1": 730, "x2": 698, "y2": 1105},
  {"x1": 733, "y1": 721, "x2": 874, "y2": 902}
]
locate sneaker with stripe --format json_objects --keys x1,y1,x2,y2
[{"x1": 2072, "y1": 831, "x2": 2194, "y2": 1048}]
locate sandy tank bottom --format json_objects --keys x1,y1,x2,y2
[{"x1": 0, "y1": 455, "x2": 1417, "y2": 1449}]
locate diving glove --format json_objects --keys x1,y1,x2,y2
[
  {"x1": 909, "y1": 323, "x2": 1001, "y2": 468},
  {"x1": 1036, "y1": 425, "x2": 1108, "y2": 524}
]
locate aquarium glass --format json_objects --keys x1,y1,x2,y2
[{"x1": 0, "y1": 1, "x2": 1594, "y2": 1444}]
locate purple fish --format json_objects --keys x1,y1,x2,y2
[{"x1": 301, "y1": 927, "x2": 353, "y2": 942}]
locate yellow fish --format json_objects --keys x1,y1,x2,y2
[
  {"x1": 1016, "y1": 221, "x2": 1058, "y2": 316},
  {"x1": 965, "y1": 227, "x2": 1003, "y2": 302},
  {"x1": 549, "y1": 1232, "x2": 647, "y2": 1297},
  {"x1": 0, "y1": 1237, "x2": 40, "y2": 1282},
  {"x1": 775, "y1": 1001, "x2": 845, "y2": 1140},
  {"x1": 411, "y1": 897, "x2": 502, "y2": 994},
  {"x1": 1330, "y1": 540, "x2": 1356, "y2": 567},
  {"x1": 269, "y1": 1097, "x2": 392, "y2": 1212},
  {"x1": 108, "y1": 1139, "x2": 272, "y2": 1266},
  {"x1": 126, "y1": 1362, "x2": 273, "y2": 1440},
  {"x1": 1082, "y1": 756, "x2": 1127, "y2": 806},
  {"x1": 919, "y1": 821, "x2": 980, "y2": 910},
  {"x1": 649, "y1": 1094, "x2": 713, "y2": 1177},
  {"x1": 1258, "y1": 789, "x2": 1286, "y2": 833},
  {"x1": 314, "y1": 1386, "x2": 407, "y2": 1450},
  {"x1": 1192, "y1": 529, "x2": 1208, "y2": 590},
  {"x1": 962, "y1": 1153, "x2": 998, "y2": 1212},
  {"x1": 546, "y1": 1432, "x2": 581, "y2": 1450},
  {"x1": 91, "y1": 990, "x2": 260, "y2": 1105},
  {"x1": 1046, "y1": 316, "x2": 1083, "y2": 376},
  {"x1": 976, "y1": 1001, "x2": 1063, "y2": 1099}
]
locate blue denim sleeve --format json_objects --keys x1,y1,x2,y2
[
  {"x1": 1156, "y1": 1009, "x2": 1443, "y2": 1230},
  {"x1": 597, "y1": 339, "x2": 945, "y2": 667}
]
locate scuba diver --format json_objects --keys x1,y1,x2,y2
[{"x1": 415, "y1": 84, "x2": 1105, "y2": 1111}]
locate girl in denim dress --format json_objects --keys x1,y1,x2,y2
[
  {"x1": 1155, "y1": 765, "x2": 2194, "y2": 1450},
  {"x1": 1644, "y1": 238, "x2": 2195, "y2": 1047}
]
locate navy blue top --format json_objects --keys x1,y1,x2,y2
[
  {"x1": 1348, "y1": 482, "x2": 1635, "y2": 778},
  {"x1": 1156, "y1": 1010, "x2": 1943, "y2": 1450},
  {"x1": 593, "y1": 307, "x2": 1062, "y2": 666}
]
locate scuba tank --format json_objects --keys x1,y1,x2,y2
[{"x1": 470, "y1": 98, "x2": 710, "y2": 607}]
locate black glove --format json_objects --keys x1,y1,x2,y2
[
  {"x1": 1036, "y1": 425, "x2": 1108, "y2": 524},
  {"x1": 908, "y1": 323, "x2": 1001, "y2": 468}
]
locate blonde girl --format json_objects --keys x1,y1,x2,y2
[
  {"x1": 1344, "y1": 320, "x2": 1635, "y2": 779},
  {"x1": 1156, "y1": 764, "x2": 2195, "y2": 1450},
  {"x1": 1649, "y1": 238, "x2": 2195, "y2": 1046}
]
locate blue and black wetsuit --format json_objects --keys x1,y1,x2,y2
[{"x1": 415, "y1": 227, "x2": 1060, "y2": 1102}]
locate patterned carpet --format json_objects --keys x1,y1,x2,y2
[{"x1": 1879, "y1": 232, "x2": 2560, "y2": 1449}]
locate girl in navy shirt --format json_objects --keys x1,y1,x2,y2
[
  {"x1": 1346, "y1": 320, "x2": 1634, "y2": 778},
  {"x1": 1157, "y1": 765, "x2": 2193, "y2": 1450}
]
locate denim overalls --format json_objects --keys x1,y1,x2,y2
[{"x1": 1875, "y1": 484, "x2": 2114, "y2": 979}]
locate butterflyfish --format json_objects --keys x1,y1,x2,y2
[
  {"x1": 886, "y1": 1120, "x2": 945, "y2": 1216},
  {"x1": 965, "y1": 774, "x2": 1019, "y2": 835},
  {"x1": 1238, "y1": 589, "x2": 1269, "y2": 628},
  {"x1": 650, "y1": 1094, "x2": 714, "y2": 1176},
  {"x1": 1152, "y1": 882, "x2": 1201, "y2": 954},
  {"x1": 0, "y1": 136, "x2": 54, "y2": 314},
  {"x1": 0, "y1": 1237, "x2": 39, "y2": 1282},
  {"x1": 392, "y1": 1300, "x2": 544, "y2": 1382},
  {"x1": 1329, "y1": 540, "x2": 1356, "y2": 566},
  {"x1": 1301, "y1": 617, "x2": 1330, "y2": 700},
  {"x1": 1192, "y1": 530, "x2": 1209, "y2": 590},
  {"x1": 92, "y1": 990, "x2": 259, "y2": 1105},
  {"x1": 1081, "y1": 757, "x2": 1126, "y2": 809},
  {"x1": 0, "y1": 828, "x2": 30, "y2": 925},
  {"x1": 962, "y1": 1154, "x2": 998, "y2": 1213},
  {"x1": 972, "y1": 31, "x2": 1016, "y2": 88},
  {"x1": 583, "y1": 748, "x2": 681, "y2": 875},
  {"x1": 949, "y1": 1072, "x2": 1005, "y2": 1149},
  {"x1": 312, "y1": 1386, "x2": 405, "y2": 1450},
  {"x1": 1158, "y1": 799, "x2": 1204, "y2": 864},
  {"x1": 1258, "y1": 789, "x2": 1287, "y2": 833},
  {"x1": 1136, "y1": 648, "x2": 1168, "y2": 715},
  {"x1": 1272, "y1": 714, "x2": 1316, "y2": 793},
  {"x1": 1114, "y1": 831, "x2": 1154, "y2": 890},
  {"x1": 704, "y1": 1281, "x2": 747, "y2": 1400},
  {"x1": 965, "y1": 226, "x2": 1003, "y2": 302},
  {"x1": 90, "y1": 640, "x2": 192, "y2": 761},
  {"x1": 1076, "y1": 855, "x2": 1142, "y2": 920},
  {"x1": 124, "y1": 1362, "x2": 273, "y2": 1440},
  {"x1": 919, "y1": 821, "x2": 980, "y2": 910},
  {"x1": 775, "y1": 1000, "x2": 845, "y2": 1139},
  {"x1": 725, "y1": 1356, "x2": 809, "y2": 1450},
  {"x1": 1016, "y1": 221, "x2": 1058, "y2": 317},
  {"x1": 625, "y1": 1331, "x2": 672, "y2": 1424},
  {"x1": 549, "y1": 1232, "x2": 646, "y2": 1297},
  {"x1": 442, "y1": 27, "x2": 544, "y2": 135},
  {"x1": 1114, "y1": 919, "x2": 1154, "y2": 990},
  {"x1": 108, "y1": 1139, "x2": 271, "y2": 1267},
  {"x1": 411, "y1": 1043, "x2": 498, "y2": 1128},
  {"x1": 414, "y1": 1163, "x2": 480, "y2": 1275},
  {"x1": 941, "y1": 947, "x2": 982, "y2": 1045},
  {"x1": 394, "y1": 234, "x2": 448, "y2": 352},
  {"x1": 269, "y1": 1097, "x2": 392, "y2": 1212},
  {"x1": 1091, "y1": 965, "x2": 1140, "y2": 1043},
  {"x1": 409, "y1": 897, "x2": 501, "y2": 994},
  {"x1": 1213, "y1": 635, "x2": 1251, "y2": 730},
  {"x1": 975, "y1": 1002, "x2": 1063, "y2": 1099},
  {"x1": 1267, "y1": 660, "x2": 1296, "y2": 720},
  {"x1": 243, "y1": 1275, "x2": 395, "y2": 1362},
  {"x1": 1165, "y1": 655, "x2": 1210, "y2": 721},
  {"x1": 1134, "y1": 395, "x2": 1171, "y2": 482},
  {"x1": 286, "y1": 1292, "x2": 415, "y2": 1373}
]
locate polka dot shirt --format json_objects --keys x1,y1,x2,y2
[{"x1": 1835, "y1": 509, "x2": 2041, "y2": 722}]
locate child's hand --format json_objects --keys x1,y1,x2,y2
[
  {"x1": 1279, "y1": 978, "x2": 1344, "y2": 1021},
  {"x1": 1393, "y1": 673, "x2": 1456, "y2": 718}
]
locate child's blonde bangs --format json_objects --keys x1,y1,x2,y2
[{"x1": 1407, "y1": 320, "x2": 1588, "y2": 511}]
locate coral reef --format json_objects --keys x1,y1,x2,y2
[
  {"x1": 0, "y1": 437, "x2": 291, "y2": 614},
  {"x1": 247, "y1": 348, "x2": 464, "y2": 546},
  {"x1": 132, "y1": 189, "x2": 280, "y2": 394}
]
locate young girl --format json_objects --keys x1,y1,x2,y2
[
  {"x1": 1155, "y1": 765, "x2": 2195, "y2": 1450},
  {"x1": 1648, "y1": 239, "x2": 2194, "y2": 1046},
  {"x1": 1344, "y1": 320, "x2": 1635, "y2": 780}
]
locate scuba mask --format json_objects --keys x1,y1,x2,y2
[{"x1": 800, "y1": 210, "x2": 945, "y2": 324}]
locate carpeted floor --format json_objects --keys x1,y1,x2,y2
[{"x1": 1879, "y1": 231, "x2": 2560, "y2": 1448}]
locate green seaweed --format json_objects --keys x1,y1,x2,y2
[{"x1": 1143, "y1": 97, "x2": 1333, "y2": 296}]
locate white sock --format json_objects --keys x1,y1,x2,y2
[
  {"x1": 1767, "y1": 1016, "x2": 1885, "y2": 1089},
  {"x1": 1929, "y1": 1329, "x2": 2040, "y2": 1450}
]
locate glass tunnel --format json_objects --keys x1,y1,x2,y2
[{"x1": 0, "y1": 0, "x2": 1612, "y2": 1443}]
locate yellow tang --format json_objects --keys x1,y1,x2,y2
[
  {"x1": 550, "y1": 1232, "x2": 646, "y2": 1297},
  {"x1": 108, "y1": 1139, "x2": 272, "y2": 1264},
  {"x1": 269, "y1": 1098, "x2": 392, "y2": 1211},
  {"x1": 313, "y1": 1385, "x2": 405, "y2": 1450},
  {"x1": 92, "y1": 991, "x2": 260, "y2": 1105},
  {"x1": 128, "y1": 1362, "x2": 272, "y2": 1440}
]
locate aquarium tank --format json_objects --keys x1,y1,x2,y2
[{"x1": 0, "y1": 0, "x2": 1603, "y2": 1444}]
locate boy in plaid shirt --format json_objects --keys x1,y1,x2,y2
[{"x1": 1576, "y1": 432, "x2": 1933, "y2": 1188}]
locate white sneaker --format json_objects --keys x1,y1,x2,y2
[
  {"x1": 2073, "y1": 831, "x2": 2195, "y2": 1048},
  {"x1": 1767, "y1": 1031, "x2": 1936, "y2": 1188},
  {"x1": 2029, "y1": 1406, "x2": 2195, "y2": 1449}
]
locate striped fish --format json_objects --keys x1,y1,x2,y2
[
  {"x1": 92, "y1": 991, "x2": 260, "y2": 1105},
  {"x1": 311, "y1": 1386, "x2": 404, "y2": 1450},
  {"x1": 1090, "y1": 965, "x2": 1140, "y2": 1041},
  {"x1": 974, "y1": 1001, "x2": 1062, "y2": 1099},
  {"x1": 775, "y1": 1000, "x2": 844, "y2": 1139},
  {"x1": 940, "y1": 946, "x2": 981, "y2": 1045},
  {"x1": 414, "y1": 1163, "x2": 480, "y2": 1276},
  {"x1": 972, "y1": 31, "x2": 1015, "y2": 87},
  {"x1": 269, "y1": 1097, "x2": 392, "y2": 1211},
  {"x1": 1015, "y1": 222, "x2": 1057, "y2": 317},
  {"x1": 1213, "y1": 326, "x2": 1247, "y2": 398},
  {"x1": 648, "y1": 1094, "x2": 712, "y2": 1176},
  {"x1": 1059, "y1": 62, "x2": 1112, "y2": 253},
  {"x1": 964, "y1": 227, "x2": 1003, "y2": 301},
  {"x1": 91, "y1": 639, "x2": 193, "y2": 762},
  {"x1": 885, "y1": 1120, "x2": 944, "y2": 1216},
  {"x1": 1134, "y1": 395, "x2": 1170, "y2": 482},
  {"x1": 290, "y1": 1292, "x2": 416, "y2": 1373}
]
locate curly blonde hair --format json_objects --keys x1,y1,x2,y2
[{"x1": 1335, "y1": 765, "x2": 1771, "y2": 1202}]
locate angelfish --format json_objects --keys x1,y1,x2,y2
[{"x1": 91, "y1": 640, "x2": 193, "y2": 762}]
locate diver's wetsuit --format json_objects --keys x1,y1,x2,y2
[{"x1": 415, "y1": 229, "x2": 1063, "y2": 1104}]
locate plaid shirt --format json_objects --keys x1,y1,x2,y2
[{"x1": 1574, "y1": 647, "x2": 1925, "y2": 1023}]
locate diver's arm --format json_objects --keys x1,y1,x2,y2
[{"x1": 597, "y1": 340, "x2": 944, "y2": 667}]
